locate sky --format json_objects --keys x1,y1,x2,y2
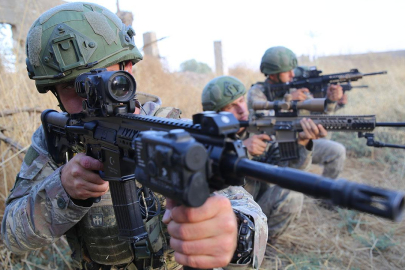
[{"x1": 4, "y1": 0, "x2": 405, "y2": 72}]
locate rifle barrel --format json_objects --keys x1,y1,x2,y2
[
  {"x1": 226, "y1": 156, "x2": 405, "y2": 221},
  {"x1": 376, "y1": 122, "x2": 405, "y2": 127},
  {"x1": 363, "y1": 71, "x2": 388, "y2": 76}
]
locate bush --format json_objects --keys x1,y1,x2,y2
[{"x1": 179, "y1": 59, "x2": 212, "y2": 74}]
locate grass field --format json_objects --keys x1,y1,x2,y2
[{"x1": 1, "y1": 50, "x2": 405, "y2": 269}]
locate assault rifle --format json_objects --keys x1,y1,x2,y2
[
  {"x1": 41, "y1": 69, "x2": 404, "y2": 268},
  {"x1": 265, "y1": 67, "x2": 387, "y2": 99},
  {"x1": 244, "y1": 98, "x2": 405, "y2": 160}
]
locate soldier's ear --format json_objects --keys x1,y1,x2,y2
[
  {"x1": 268, "y1": 74, "x2": 278, "y2": 82},
  {"x1": 123, "y1": 61, "x2": 133, "y2": 73}
]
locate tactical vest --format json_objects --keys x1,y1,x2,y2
[
  {"x1": 254, "y1": 81, "x2": 286, "y2": 102},
  {"x1": 65, "y1": 190, "x2": 167, "y2": 270}
]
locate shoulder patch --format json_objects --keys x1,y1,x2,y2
[{"x1": 24, "y1": 146, "x2": 40, "y2": 166}]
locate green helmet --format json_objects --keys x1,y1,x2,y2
[
  {"x1": 25, "y1": 2, "x2": 143, "y2": 93},
  {"x1": 260, "y1": 46, "x2": 297, "y2": 75},
  {"x1": 201, "y1": 76, "x2": 246, "y2": 111}
]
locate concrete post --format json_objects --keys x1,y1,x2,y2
[
  {"x1": 116, "y1": 0, "x2": 133, "y2": 26},
  {"x1": 143, "y1": 32, "x2": 160, "y2": 58},
  {"x1": 214, "y1": 41, "x2": 224, "y2": 76}
]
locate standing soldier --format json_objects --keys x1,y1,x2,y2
[
  {"x1": 248, "y1": 46, "x2": 346, "y2": 179},
  {"x1": 1, "y1": 2, "x2": 268, "y2": 269}
]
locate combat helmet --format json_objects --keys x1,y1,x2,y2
[
  {"x1": 260, "y1": 46, "x2": 297, "y2": 76},
  {"x1": 25, "y1": 2, "x2": 143, "y2": 93},
  {"x1": 201, "y1": 76, "x2": 246, "y2": 111}
]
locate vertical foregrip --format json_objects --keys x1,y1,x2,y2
[{"x1": 230, "y1": 157, "x2": 404, "y2": 221}]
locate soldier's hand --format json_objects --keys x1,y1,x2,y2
[
  {"x1": 290, "y1": 88, "x2": 311, "y2": 101},
  {"x1": 338, "y1": 93, "x2": 348, "y2": 105},
  {"x1": 60, "y1": 153, "x2": 108, "y2": 200},
  {"x1": 243, "y1": 134, "x2": 271, "y2": 156},
  {"x1": 326, "y1": 84, "x2": 343, "y2": 102},
  {"x1": 298, "y1": 118, "x2": 328, "y2": 146},
  {"x1": 163, "y1": 196, "x2": 238, "y2": 268}
]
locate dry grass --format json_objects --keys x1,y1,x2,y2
[
  {"x1": 258, "y1": 52, "x2": 405, "y2": 270},
  {"x1": 1, "y1": 51, "x2": 405, "y2": 269},
  {"x1": 135, "y1": 56, "x2": 215, "y2": 118}
]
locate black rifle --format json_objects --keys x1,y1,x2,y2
[
  {"x1": 263, "y1": 67, "x2": 386, "y2": 99},
  {"x1": 41, "y1": 69, "x2": 405, "y2": 268},
  {"x1": 244, "y1": 99, "x2": 405, "y2": 160}
]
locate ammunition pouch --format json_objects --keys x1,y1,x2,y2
[{"x1": 66, "y1": 191, "x2": 166, "y2": 269}]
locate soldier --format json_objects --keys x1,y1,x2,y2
[
  {"x1": 248, "y1": 46, "x2": 346, "y2": 179},
  {"x1": 201, "y1": 75, "x2": 327, "y2": 246},
  {"x1": 1, "y1": 3, "x2": 268, "y2": 270}
]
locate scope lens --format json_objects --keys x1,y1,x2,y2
[{"x1": 110, "y1": 75, "x2": 132, "y2": 99}]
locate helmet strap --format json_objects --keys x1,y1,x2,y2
[
  {"x1": 51, "y1": 89, "x2": 68, "y2": 112},
  {"x1": 119, "y1": 61, "x2": 125, "y2": 71},
  {"x1": 276, "y1": 73, "x2": 282, "y2": 83}
]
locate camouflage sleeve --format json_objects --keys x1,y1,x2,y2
[
  {"x1": 215, "y1": 186, "x2": 267, "y2": 270},
  {"x1": 1, "y1": 127, "x2": 90, "y2": 254},
  {"x1": 247, "y1": 84, "x2": 271, "y2": 116}
]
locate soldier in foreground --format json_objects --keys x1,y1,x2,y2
[
  {"x1": 1, "y1": 3, "x2": 268, "y2": 269},
  {"x1": 248, "y1": 46, "x2": 346, "y2": 179},
  {"x1": 201, "y1": 75, "x2": 327, "y2": 247}
]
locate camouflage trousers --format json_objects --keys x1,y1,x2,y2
[
  {"x1": 244, "y1": 180, "x2": 303, "y2": 242},
  {"x1": 312, "y1": 138, "x2": 346, "y2": 179}
]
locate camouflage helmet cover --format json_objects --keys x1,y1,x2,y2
[
  {"x1": 260, "y1": 46, "x2": 298, "y2": 75},
  {"x1": 201, "y1": 76, "x2": 246, "y2": 111},
  {"x1": 26, "y1": 2, "x2": 143, "y2": 93}
]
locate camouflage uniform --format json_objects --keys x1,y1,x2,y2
[
  {"x1": 248, "y1": 80, "x2": 346, "y2": 179},
  {"x1": 238, "y1": 130, "x2": 307, "y2": 242},
  {"x1": 201, "y1": 76, "x2": 306, "y2": 244},
  {"x1": 1, "y1": 93, "x2": 268, "y2": 270}
]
